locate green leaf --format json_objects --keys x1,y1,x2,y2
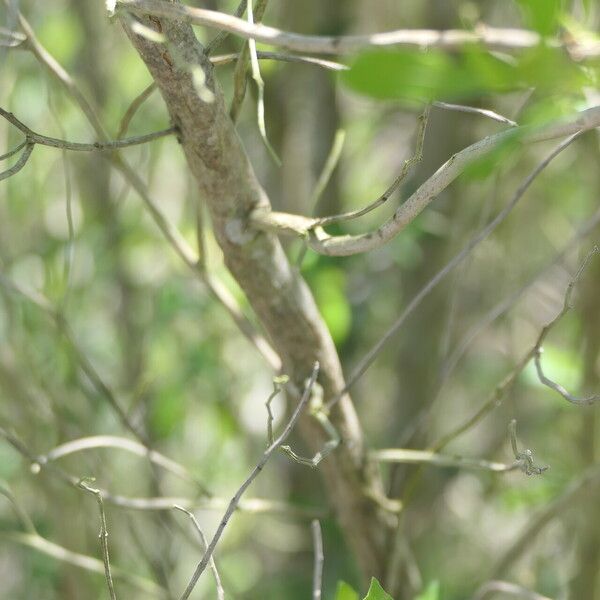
[
  {"x1": 363, "y1": 578, "x2": 393, "y2": 600},
  {"x1": 342, "y1": 46, "x2": 590, "y2": 105},
  {"x1": 415, "y1": 581, "x2": 440, "y2": 600},
  {"x1": 342, "y1": 48, "x2": 515, "y2": 104},
  {"x1": 334, "y1": 581, "x2": 360, "y2": 600}
]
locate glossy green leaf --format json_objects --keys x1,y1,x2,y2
[
  {"x1": 363, "y1": 578, "x2": 393, "y2": 600},
  {"x1": 334, "y1": 581, "x2": 360, "y2": 600}
]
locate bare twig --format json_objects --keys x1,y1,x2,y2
[
  {"x1": 229, "y1": 0, "x2": 270, "y2": 125},
  {"x1": 1, "y1": 531, "x2": 167, "y2": 596},
  {"x1": 246, "y1": 0, "x2": 279, "y2": 164},
  {"x1": 12, "y1": 11, "x2": 280, "y2": 371},
  {"x1": 40, "y1": 436, "x2": 210, "y2": 493},
  {"x1": 374, "y1": 420, "x2": 547, "y2": 475},
  {"x1": 116, "y1": 0, "x2": 600, "y2": 58},
  {"x1": 173, "y1": 505, "x2": 225, "y2": 600},
  {"x1": 532, "y1": 246, "x2": 600, "y2": 406},
  {"x1": 0, "y1": 138, "x2": 27, "y2": 161},
  {"x1": 0, "y1": 142, "x2": 34, "y2": 181},
  {"x1": 326, "y1": 132, "x2": 582, "y2": 410},
  {"x1": 179, "y1": 362, "x2": 320, "y2": 600},
  {"x1": 78, "y1": 479, "x2": 118, "y2": 600},
  {"x1": 0, "y1": 425, "x2": 325, "y2": 519},
  {"x1": 493, "y1": 465, "x2": 600, "y2": 577},
  {"x1": 311, "y1": 520, "x2": 324, "y2": 600},
  {"x1": 433, "y1": 101, "x2": 518, "y2": 127},
  {"x1": 117, "y1": 82, "x2": 157, "y2": 139},
  {"x1": 0, "y1": 107, "x2": 175, "y2": 151},
  {"x1": 204, "y1": 0, "x2": 246, "y2": 55},
  {"x1": 317, "y1": 106, "x2": 430, "y2": 228},
  {"x1": 508, "y1": 420, "x2": 547, "y2": 476},
  {"x1": 432, "y1": 244, "x2": 599, "y2": 452},
  {"x1": 372, "y1": 448, "x2": 519, "y2": 473},
  {"x1": 212, "y1": 51, "x2": 348, "y2": 72},
  {"x1": 251, "y1": 107, "x2": 600, "y2": 255}
]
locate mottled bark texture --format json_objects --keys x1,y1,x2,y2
[{"x1": 120, "y1": 12, "x2": 394, "y2": 580}]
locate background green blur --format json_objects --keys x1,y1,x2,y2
[{"x1": 1, "y1": 1, "x2": 599, "y2": 599}]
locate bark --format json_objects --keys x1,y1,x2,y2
[{"x1": 119, "y1": 12, "x2": 394, "y2": 581}]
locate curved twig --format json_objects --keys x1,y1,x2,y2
[{"x1": 117, "y1": 0, "x2": 600, "y2": 58}]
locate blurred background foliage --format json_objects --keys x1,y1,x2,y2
[{"x1": 0, "y1": 0, "x2": 599, "y2": 599}]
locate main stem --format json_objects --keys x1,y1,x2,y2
[{"x1": 120, "y1": 10, "x2": 393, "y2": 583}]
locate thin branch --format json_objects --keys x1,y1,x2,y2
[
  {"x1": 211, "y1": 50, "x2": 348, "y2": 72},
  {"x1": 1, "y1": 531, "x2": 167, "y2": 596},
  {"x1": 12, "y1": 11, "x2": 280, "y2": 371},
  {"x1": 246, "y1": 0, "x2": 279, "y2": 164},
  {"x1": 372, "y1": 448, "x2": 519, "y2": 473},
  {"x1": 0, "y1": 425, "x2": 325, "y2": 519},
  {"x1": 179, "y1": 362, "x2": 320, "y2": 600},
  {"x1": 78, "y1": 479, "x2": 118, "y2": 600},
  {"x1": 0, "y1": 26, "x2": 25, "y2": 48},
  {"x1": 116, "y1": 0, "x2": 600, "y2": 58},
  {"x1": 0, "y1": 271, "x2": 148, "y2": 441},
  {"x1": 316, "y1": 106, "x2": 430, "y2": 227},
  {"x1": 204, "y1": 0, "x2": 246, "y2": 55},
  {"x1": 40, "y1": 435, "x2": 210, "y2": 494},
  {"x1": 0, "y1": 481, "x2": 37, "y2": 534},
  {"x1": 0, "y1": 142, "x2": 34, "y2": 181},
  {"x1": 373, "y1": 420, "x2": 547, "y2": 475},
  {"x1": 114, "y1": 52, "x2": 345, "y2": 140},
  {"x1": 310, "y1": 129, "x2": 347, "y2": 210},
  {"x1": 472, "y1": 580, "x2": 553, "y2": 600},
  {"x1": 433, "y1": 101, "x2": 517, "y2": 127},
  {"x1": 326, "y1": 131, "x2": 583, "y2": 410},
  {"x1": 229, "y1": 0, "x2": 270, "y2": 125},
  {"x1": 311, "y1": 520, "x2": 324, "y2": 600},
  {"x1": 251, "y1": 106, "x2": 600, "y2": 255},
  {"x1": 117, "y1": 82, "x2": 157, "y2": 139},
  {"x1": 173, "y1": 505, "x2": 225, "y2": 600},
  {"x1": 0, "y1": 138, "x2": 27, "y2": 161},
  {"x1": 0, "y1": 107, "x2": 175, "y2": 151},
  {"x1": 431, "y1": 245, "x2": 600, "y2": 452},
  {"x1": 492, "y1": 465, "x2": 600, "y2": 578},
  {"x1": 532, "y1": 245, "x2": 600, "y2": 406},
  {"x1": 507, "y1": 420, "x2": 547, "y2": 476}
]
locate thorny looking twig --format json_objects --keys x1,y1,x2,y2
[
  {"x1": 311, "y1": 520, "x2": 324, "y2": 600},
  {"x1": 179, "y1": 363, "x2": 320, "y2": 600},
  {"x1": 173, "y1": 505, "x2": 225, "y2": 600},
  {"x1": 78, "y1": 478, "x2": 118, "y2": 600}
]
